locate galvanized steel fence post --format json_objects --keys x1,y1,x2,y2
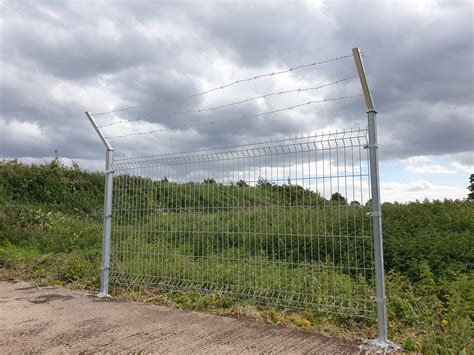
[
  {"x1": 352, "y1": 48, "x2": 388, "y2": 344},
  {"x1": 85, "y1": 111, "x2": 114, "y2": 297}
]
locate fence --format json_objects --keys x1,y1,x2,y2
[
  {"x1": 110, "y1": 129, "x2": 375, "y2": 316},
  {"x1": 86, "y1": 48, "x2": 388, "y2": 344}
]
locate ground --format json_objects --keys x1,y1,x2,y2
[{"x1": 0, "y1": 281, "x2": 389, "y2": 354}]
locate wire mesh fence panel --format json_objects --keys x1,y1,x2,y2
[{"x1": 109, "y1": 128, "x2": 376, "y2": 317}]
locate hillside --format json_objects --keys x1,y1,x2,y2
[{"x1": 0, "y1": 159, "x2": 472, "y2": 352}]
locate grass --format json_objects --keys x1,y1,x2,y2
[{"x1": 0, "y1": 160, "x2": 473, "y2": 353}]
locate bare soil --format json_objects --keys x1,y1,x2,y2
[{"x1": 0, "y1": 281, "x2": 384, "y2": 354}]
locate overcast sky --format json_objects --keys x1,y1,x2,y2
[{"x1": 1, "y1": 0, "x2": 473, "y2": 202}]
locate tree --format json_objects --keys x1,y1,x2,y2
[
  {"x1": 468, "y1": 174, "x2": 474, "y2": 200},
  {"x1": 257, "y1": 177, "x2": 272, "y2": 188},
  {"x1": 330, "y1": 192, "x2": 347, "y2": 204},
  {"x1": 236, "y1": 179, "x2": 248, "y2": 187}
]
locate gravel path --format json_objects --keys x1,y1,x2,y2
[{"x1": 0, "y1": 281, "x2": 384, "y2": 354}]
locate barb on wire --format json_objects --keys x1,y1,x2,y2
[
  {"x1": 92, "y1": 54, "x2": 353, "y2": 116},
  {"x1": 98, "y1": 76, "x2": 357, "y2": 128},
  {"x1": 105, "y1": 94, "x2": 363, "y2": 140}
]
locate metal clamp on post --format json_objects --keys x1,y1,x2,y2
[
  {"x1": 367, "y1": 211, "x2": 382, "y2": 217},
  {"x1": 105, "y1": 169, "x2": 114, "y2": 175},
  {"x1": 371, "y1": 296, "x2": 386, "y2": 304},
  {"x1": 364, "y1": 143, "x2": 378, "y2": 149}
]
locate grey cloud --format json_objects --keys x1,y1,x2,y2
[
  {"x1": 379, "y1": 101, "x2": 473, "y2": 160},
  {"x1": 0, "y1": 0, "x2": 473, "y2": 170},
  {"x1": 2, "y1": 2, "x2": 162, "y2": 80},
  {"x1": 445, "y1": 151, "x2": 474, "y2": 170}
]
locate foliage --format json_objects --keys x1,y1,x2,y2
[
  {"x1": 0, "y1": 160, "x2": 472, "y2": 352},
  {"x1": 331, "y1": 192, "x2": 347, "y2": 205},
  {"x1": 236, "y1": 179, "x2": 248, "y2": 187},
  {"x1": 468, "y1": 173, "x2": 474, "y2": 200},
  {"x1": 0, "y1": 159, "x2": 103, "y2": 218},
  {"x1": 382, "y1": 200, "x2": 473, "y2": 280}
]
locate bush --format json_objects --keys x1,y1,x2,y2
[{"x1": 0, "y1": 160, "x2": 472, "y2": 352}]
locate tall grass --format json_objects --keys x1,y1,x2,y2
[{"x1": 0, "y1": 160, "x2": 472, "y2": 352}]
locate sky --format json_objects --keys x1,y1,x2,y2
[{"x1": 0, "y1": 0, "x2": 473, "y2": 202}]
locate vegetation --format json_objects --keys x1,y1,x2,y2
[
  {"x1": 468, "y1": 173, "x2": 474, "y2": 200},
  {"x1": 0, "y1": 159, "x2": 472, "y2": 353}
]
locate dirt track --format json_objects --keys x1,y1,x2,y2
[{"x1": 0, "y1": 281, "x2": 384, "y2": 354}]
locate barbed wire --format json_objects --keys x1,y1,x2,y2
[
  {"x1": 92, "y1": 54, "x2": 353, "y2": 116},
  {"x1": 98, "y1": 76, "x2": 357, "y2": 128},
  {"x1": 105, "y1": 94, "x2": 363, "y2": 140}
]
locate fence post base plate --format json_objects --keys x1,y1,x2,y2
[{"x1": 360, "y1": 338, "x2": 401, "y2": 351}]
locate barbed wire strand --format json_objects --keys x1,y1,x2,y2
[
  {"x1": 98, "y1": 76, "x2": 357, "y2": 128},
  {"x1": 105, "y1": 94, "x2": 363, "y2": 140},
  {"x1": 92, "y1": 54, "x2": 353, "y2": 116}
]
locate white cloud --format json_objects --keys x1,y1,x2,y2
[
  {"x1": 381, "y1": 180, "x2": 467, "y2": 202},
  {"x1": 406, "y1": 165, "x2": 453, "y2": 174},
  {"x1": 0, "y1": 119, "x2": 51, "y2": 150},
  {"x1": 402, "y1": 156, "x2": 431, "y2": 165},
  {"x1": 15, "y1": 156, "x2": 104, "y2": 172},
  {"x1": 402, "y1": 155, "x2": 454, "y2": 174},
  {"x1": 452, "y1": 161, "x2": 474, "y2": 173},
  {"x1": 443, "y1": 152, "x2": 474, "y2": 173}
]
